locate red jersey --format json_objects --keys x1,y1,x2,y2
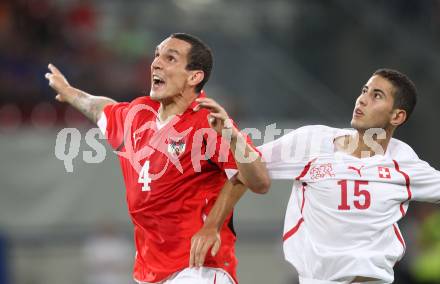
[{"x1": 99, "y1": 92, "x2": 248, "y2": 283}]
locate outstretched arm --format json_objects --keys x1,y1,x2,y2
[
  {"x1": 195, "y1": 97, "x2": 271, "y2": 194},
  {"x1": 45, "y1": 64, "x2": 116, "y2": 124},
  {"x1": 190, "y1": 180, "x2": 247, "y2": 267}
]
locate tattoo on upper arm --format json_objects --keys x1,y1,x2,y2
[{"x1": 70, "y1": 91, "x2": 115, "y2": 124}]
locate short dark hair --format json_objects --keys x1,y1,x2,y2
[
  {"x1": 373, "y1": 68, "x2": 418, "y2": 124},
  {"x1": 170, "y1": 33, "x2": 213, "y2": 93}
]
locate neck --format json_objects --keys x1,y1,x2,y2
[
  {"x1": 351, "y1": 127, "x2": 394, "y2": 158},
  {"x1": 158, "y1": 91, "x2": 197, "y2": 122}
]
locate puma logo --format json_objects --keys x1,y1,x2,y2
[{"x1": 348, "y1": 165, "x2": 364, "y2": 177}]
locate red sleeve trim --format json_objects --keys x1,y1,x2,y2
[
  {"x1": 393, "y1": 224, "x2": 406, "y2": 249},
  {"x1": 295, "y1": 158, "x2": 317, "y2": 181},
  {"x1": 300, "y1": 183, "x2": 307, "y2": 214},
  {"x1": 393, "y1": 160, "x2": 412, "y2": 217},
  {"x1": 282, "y1": 158, "x2": 315, "y2": 243},
  {"x1": 281, "y1": 159, "x2": 316, "y2": 242},
  {"x1": 283, "y1": 217, "x2": 304, "y2": 242}
]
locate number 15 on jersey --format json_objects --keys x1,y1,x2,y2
[
  {"x1": 338, "y1": 180, "x2": 371, "y2": 210},
  {"x1": 138, "y1": 161, "x2": 152, "y2": 191}
]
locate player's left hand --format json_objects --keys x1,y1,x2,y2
[
  {"x1": 45, "y1": 64, "x2": 71, "y2": 102},
  {"x1": 194, "y1": 98, "x2": 235, "y2": 135},
  {"x1": 189, "y1": 226, "x2": 221, "y2": 267}
]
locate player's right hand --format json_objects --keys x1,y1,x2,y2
[
  {"x1": 189, "y1": 226, "x2": 221, "y2": 268},
  {"x1": 45, "y1": 63, "x2": 71, "y2": 102},
  {"x1": 194, "y1": 97, "x2": 234, "y2": 135}
]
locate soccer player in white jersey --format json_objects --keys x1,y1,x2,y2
[{"x1": 193, "y1": 68, "x2": 440, "y2": 283}]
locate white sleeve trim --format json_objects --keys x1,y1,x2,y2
[
  {"x1": 96, "y1": 112, "x2": 107, "y2": 136},
  {"x1": 225, "y1": 169, "x2": 238, "y2": 180}
]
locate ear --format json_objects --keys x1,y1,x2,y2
[
  {"x1": 187, "y1": 70, "x2": 204, "y2": 88},
  {"x1": 390, "y1": 109, "x2": 407, "y2": 127}
]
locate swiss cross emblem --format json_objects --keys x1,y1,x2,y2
[
  {"x1": 378, "y1": 166, "x2": 391, "y2": 179},
  {"x1": 310, "y1": 163, "x2": 335, "y2": 180}
]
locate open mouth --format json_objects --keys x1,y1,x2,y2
[
  {"x1": 354, "y1": 108, "x2": 364, "y2": 117},
  {"x1": 152, "y1": 74, "x2": 165, "y2": 89}
]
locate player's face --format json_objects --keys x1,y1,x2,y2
[
  {"x1": 150, "y1": 37, "x2": 193, "y2": 100},
  {"x1": 351, "y1": 75, "x2": 396, "y2": 131}
]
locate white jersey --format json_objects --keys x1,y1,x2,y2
[{"x1": 258, "y1": 125, "x2": 440, "y2": 283}]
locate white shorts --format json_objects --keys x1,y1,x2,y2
[
  {"x1": 299, "y1": 277, "x2": 384, "y2": 284},
  {"x1": 136, "y1": 267, "x2": 235, "y2": 284}
]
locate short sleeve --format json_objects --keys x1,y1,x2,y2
[
  {"x1": 98, "y1": 102, "x2": 130, "y2": 150},
  {"x1": 404, "y1": 159, "x2": 440, "y2": 203},
  {"x1": 257, "y1": 126, "x2": 319, "y2": 180},
  {"x1": 388, "y1": 139, "x2": 440, "y2": 203}
]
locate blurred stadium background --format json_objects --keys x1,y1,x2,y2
[{"x1": 1, "y1": 0, "x2": 440, "y2": 283}]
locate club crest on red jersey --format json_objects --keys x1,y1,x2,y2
[
  {"x1": 310, "y1": 163, "x2": 335, "y2": 180},
  {"x1": 167, "y1": 137, "x2": 186, "y2": 157},
  {"x1": 378, "y1": 166, "x2": 391, "y2": 179}
]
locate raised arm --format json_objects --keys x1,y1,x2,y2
[
  {"x1": 45, "y1": 64, "x2": 116, "y2": 124},
  {"x1": 195, "y1": 97, "x2": 271, "y2": 194}
]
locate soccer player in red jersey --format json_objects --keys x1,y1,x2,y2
[{"x1": 45, "y1": 33, "x2": 270, "y2": 284}]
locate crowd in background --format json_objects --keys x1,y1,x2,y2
[{"x1": 0, "y1": 0, "x2": 151, "y2": 127}]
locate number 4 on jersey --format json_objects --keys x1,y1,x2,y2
[{"x1": 138, "y1": 161, "x2": 152, "y2": 191}]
